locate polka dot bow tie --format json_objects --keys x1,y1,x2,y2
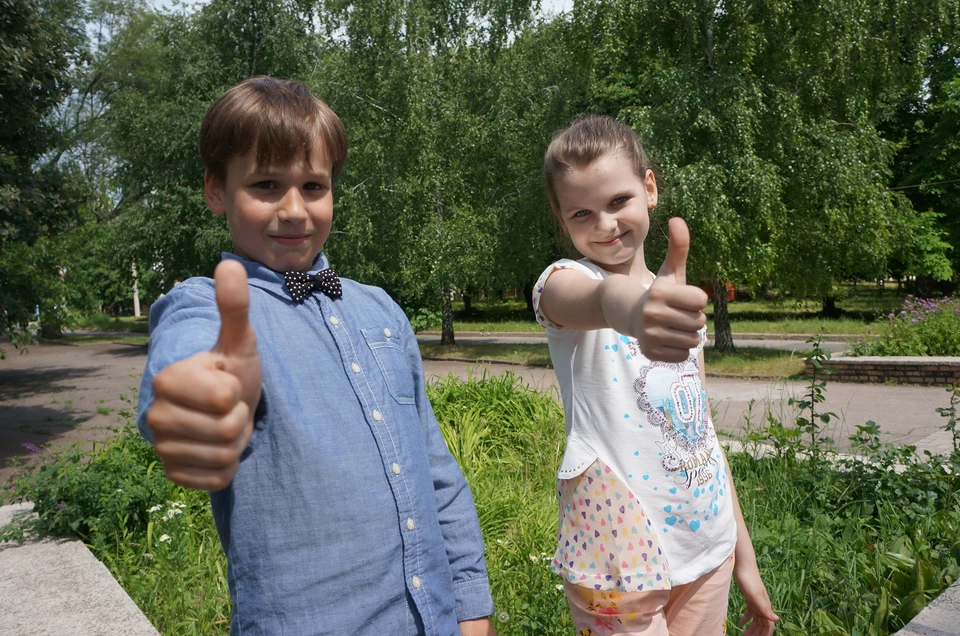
[{"x1": 283, "y1": 269, "x2": 342, "y2": 303}]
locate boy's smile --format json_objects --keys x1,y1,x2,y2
[
  {"x1": 205, "y1": 150, "x2": 334, "y2": 273},
  {"x1": 554, "y1": 153, "x2": 658, "y2": 278}
]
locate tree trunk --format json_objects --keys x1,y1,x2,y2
[
  {"x1": 523, "y1": 283, "x2": 534, "y2": 314},
  {"x1": 712, "y1": 277, "x2": 735, "y2": 352},
  {"x1": 821, "y1": 295, "x2": 841, "y2": 318},
  {"x1": 132, "y1": 260, "x2": 141, "y2": 318},
  {"x1": 463, "y1": 294, "x2": 472, "y2": 315},
  {"x1": 441, "y1": 285, "x2": 455, "y2": 346}
]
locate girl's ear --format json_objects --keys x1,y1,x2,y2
[
  {"x1": 644, "y1": 169, "x2": 659, "y2": 209},
  {"x1": 204, "y1": 171, "x2": 227, "y2": 215}
]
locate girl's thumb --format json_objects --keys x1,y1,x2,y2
[{"x1": 655, "y1": 217, "x2": 690, "y2": 285}]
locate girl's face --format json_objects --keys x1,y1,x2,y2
[{"x1": 553, "y1": 153, "x2": 658, "y2": 278}]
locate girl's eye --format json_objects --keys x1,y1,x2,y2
[
  {"x1": 573, "y1": 209, "x2": 590, "y2": 218},
  {"x1": 612, "y1": 196, "x2": 628, "y2": 205}
]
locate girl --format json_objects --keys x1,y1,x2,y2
[{"x1": 533, "y1": 115, "x2": 778, "y2": 636}]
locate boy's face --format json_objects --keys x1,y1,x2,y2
[{"x1": 205, "y1": 150, "x2": 334, "y2": 272}]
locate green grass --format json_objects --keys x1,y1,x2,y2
[
  {"x1": 419, "y1": 343, "x2": 553, "y2": 366},
  {"x1": 434, "y1": 283, "x2": 909, "y2": 335},
  {"x1": 704, "y1": 346, "x2": 805, "y2": 378},
  {"x1": 53, "y1": 334, "x2": 150, "y2": 346},
  {"x1": 421, "y1": 342, "x2": 806, "y2": 378},
  {"x1": 74, "y1": 312, "x2": 150, "y2": 333}
]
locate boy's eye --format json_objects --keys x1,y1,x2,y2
[
  {"x1": 253, "y1": 180, "x2": 277, "y2": 190},
  {"x1": 304, "y1": 182, "x2": 327, "y2": 192}
]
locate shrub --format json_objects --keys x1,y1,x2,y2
[
  {"x1": 850, "y1": 296, "x2": 960, "y2": 356},
  {"x1": 4, "y1": 374, "x2": 960, "y2": 634}
]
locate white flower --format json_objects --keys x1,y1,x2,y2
[
  {"x1": 163, "y1": 508, "x2": 183, "y2": 521},
  {"x1": 147, "y1": 505, "x2": 162, "y2": 513},
  {"x1": 555, "y1": 584, "x2": 564, "y2": 591},
  {"x1": 172, "y1": 501, "x2": 186, "y2": 509},
  {"x1": 496, "y1": 539, "x2": 504, "y2": 545},
  {"x1": 529, "y1": 555, "x2": 538, "y2": 562},
  {"x1": 497, "y1": 611, "x2": 509, "y2": 623},
  {"x1": 158, "y1": 534, "x2": 171, "y2": 543}
]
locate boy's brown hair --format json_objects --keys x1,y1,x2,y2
[
  {"x1": 543, "y1": 114, "x2": 653, "y2": 221},
  {"x1": 199, "y1": 76, "x2": 348, "y2": 183}
]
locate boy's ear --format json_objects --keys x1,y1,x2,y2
[{"x1": 204, "y1": 171, "x2": 227, "y2": 215}]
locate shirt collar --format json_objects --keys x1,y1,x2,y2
[{"x1": 220, "y1": 252, "x2": 332, "y2": 297}]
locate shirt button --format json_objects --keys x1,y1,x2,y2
[
  {"x1": 392, "y1": 463, "x2": 401, "y2": 475},
  {"x1": 411, "y1": 576, "x2": 421, "y2": 589},
  {"x1": 351, "y1": 362, "x2": 361, "y2": 373},
  {"x1": 383, "y1": 328, "x2": 392, "y2": 338},
  {"x1": 406, "y1": 518, "x2": 415, "y2": 531},
  {"x1": 373, "y1": 410, "x2": 383, "y2": 421},
  {"x1": 329, "y1": 316, "x2": 340, "y2": 326}
]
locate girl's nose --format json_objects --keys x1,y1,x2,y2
[
  {"x1": 596, "y1": 211, "x2": 617, "y2": 232},
  {"x1": 279, "y1": 188, "x2": 307, "y2": 221}
]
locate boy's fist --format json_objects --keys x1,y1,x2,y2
[
  {"x1": 147, "y1": 260, "x2": 262, "y2": 491},
  {"x1": 636, "y1": 218, "x2": 708, "y2": 362}
]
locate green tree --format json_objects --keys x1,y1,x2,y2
[
  {"x1": 576, "y1": 0, "x2": 955, "y2": 350},
  {"x1": 317, "y1": 0, "x2": 542, "y2": 344},
  {"x1": 97, "y1": 0, "x2": 321, "y2": 299},
  {"x1": 0, "y1": 0, "x2": 88, "y2": 346}
]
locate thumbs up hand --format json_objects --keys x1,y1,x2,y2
[
  {"x1": 147, "y1": 260, "x2": 262, "y2": 491},
  {"x1": 634, "y1": 218, "x2": 708, "y2": 363}
]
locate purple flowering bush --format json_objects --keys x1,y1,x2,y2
[
  {"x1": 850, "y1": 296, "x2": 960, "y2": 356},
  {"x1": 0, "y1": 424, "x2": 171, "y2": 547}
]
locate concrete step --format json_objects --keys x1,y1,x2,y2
[{"x1": 0, "y1": 503, "x2": 158, "y2": 636}]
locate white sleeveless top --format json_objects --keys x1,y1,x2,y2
[{"x1": 534, "y1": 258, "x2": 737, "y2": 586}]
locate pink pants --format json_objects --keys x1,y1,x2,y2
[{"x1": 564, "y1": 553, "x2": 734, "y2": 635}]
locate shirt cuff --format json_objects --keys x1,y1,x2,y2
[{"x1": 453, "y1": 576, "x2": 495, "y2": 623}]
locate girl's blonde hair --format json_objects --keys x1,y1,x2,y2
[{"x1": 543, "y1": 114, "x2": 653, "y2": 221}]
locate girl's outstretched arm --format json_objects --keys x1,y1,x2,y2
[
  {"x1": 699, "y1": 352, "x2": 779, "y2": 635},
  {"x1": 538, "y1": 218, "x2": 708, "y2": 363}
]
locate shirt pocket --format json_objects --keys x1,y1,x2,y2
[{"x1": 361, "y1": 328, "x2": 416, "y2": 405}]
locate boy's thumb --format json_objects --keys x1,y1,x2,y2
[
  {"x1": 656, "y1": 217, "x2": 690, "y2": 285},
  {"x1": 213, "y1": 260, "x2": 254, "y2": 358}
]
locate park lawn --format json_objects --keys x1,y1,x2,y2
[
  {"x1": 74, "y1": 313, "x2": 150, "y2": 332},
  {"x1": 703, "y1": 346, "x2": 805, "y2": 377},
  {"x1": 446, "y1": 283, "x2": 906, "y2": 336},
  {"x1": 421, "y1": 342, "x2": 806, "y2": 378},
  {"x1": 419, "y1": 342, "x2": 553, "y2": 366},
  {"x1": 53, "y1": 334, "x2": 150, "y2": 346}
]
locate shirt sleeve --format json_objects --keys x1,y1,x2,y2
[
  {"x1": 136, "y1": 279, "x2": 221, "y2": 443},
  {"x1": 532, "y1": 258, "x2": 600, "y2": 330},
  {"x1": 391, "y1": 301, "x2": 495, "y2": 622}
]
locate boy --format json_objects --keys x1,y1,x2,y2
[{"x1": 137, "y1": 76, "x2": 496, "y2": 635}]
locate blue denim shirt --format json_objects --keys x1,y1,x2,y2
[{"x1": 137, "y1": 253, "x2": 493, "y2": 635}]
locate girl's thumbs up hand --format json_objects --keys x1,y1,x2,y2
[
  {"x1": 634, "y1": 218, "x2": 708, "y2": 362},
  {"x1": 147, "y1": 260, "x2": 261, "y2": 491}
]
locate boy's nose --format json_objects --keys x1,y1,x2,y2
[{"x1": 279, "y1": 189, "x2": 307, "y2": 221}]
